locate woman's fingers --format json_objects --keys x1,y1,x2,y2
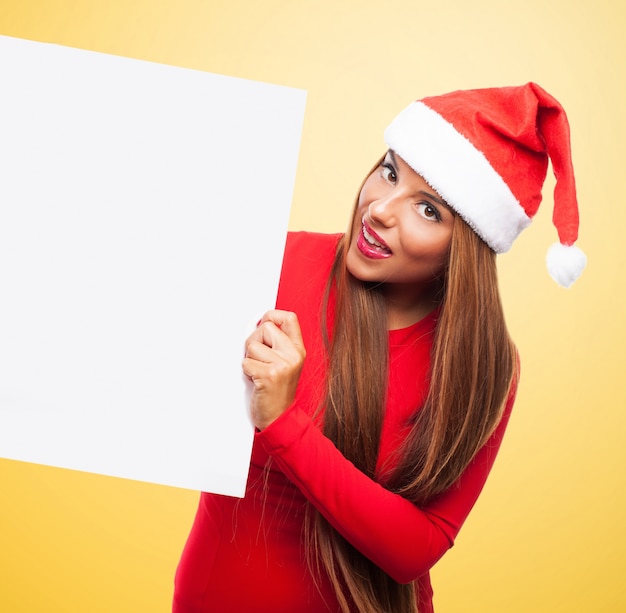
[
  {"x1": 244, "y1": 310, "x2": 305, "y2": 366},
  {"x1": 242, "y1": 310, "x2": 306, "y2": 430},
  {"x1": 258, "y1": 310, "x2": 305, "y2": 350}
]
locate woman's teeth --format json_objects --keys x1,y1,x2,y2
[{"x1": 363, "y1": 225, "x2": 386, "y2": 249}]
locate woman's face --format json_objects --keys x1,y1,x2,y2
[{"x1": 346, "y1": 150, "x2": 455, "y2": 300}]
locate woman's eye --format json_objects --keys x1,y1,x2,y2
[
  {"x1": 418, "y1": 203, "x2": 441, "y2": 222},
  {"x1": 381, "y1": 164, "x2": 397, "y2": 183}
]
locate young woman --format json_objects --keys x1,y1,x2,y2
[{"x1": 173, "y1": 83, "x2": 586, "y2": 613}]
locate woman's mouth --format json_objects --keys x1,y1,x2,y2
[{"x1": 356, "y1": 220, "x2": 392, "y2": 259}]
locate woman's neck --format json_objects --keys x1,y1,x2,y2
[{"x1": 383, "y1": 282, "x2": 442, "y2": 330}]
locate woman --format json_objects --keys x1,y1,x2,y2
[{"x1": 173, "y1": 83, "x2": 586, "y2": 613}]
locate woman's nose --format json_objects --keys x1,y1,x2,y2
[{"x1": 368, "y1": 194, "x2": 397, "y2": 227}]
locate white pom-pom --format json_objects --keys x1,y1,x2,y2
[{"x1": 546, "y1": 243, "x2": 587, "y2": 288}]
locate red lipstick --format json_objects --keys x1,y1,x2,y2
[{"x1": 356, "y1": 219, "x2": 392, "y2": 259}]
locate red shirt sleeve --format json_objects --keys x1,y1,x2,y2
[{"x1": 255, "y1": 377, "x2": 518, "y2": 584}]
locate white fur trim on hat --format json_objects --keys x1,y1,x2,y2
[{"x1": 384, "y1": 101, "x2": 532, "y2": 253}]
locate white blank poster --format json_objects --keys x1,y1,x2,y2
[{"x1": 0, "y1": 35, "x2": 307, "y2": 497}]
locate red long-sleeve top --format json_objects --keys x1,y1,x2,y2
[{"x1": 173, "y1": 232, "x2": 517, "y2": 613}]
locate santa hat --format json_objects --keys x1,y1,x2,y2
[{"x1": 384, "y1": 82, "x2": 586, "y2": 287}]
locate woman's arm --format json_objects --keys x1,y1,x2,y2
[
  {"x1": 243, "y1": 306, "x2": 517, "y2": 583},
  {"x1": 256, "y1": 383, "x2": 516, "y2": 583}
]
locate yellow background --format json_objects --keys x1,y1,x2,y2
[{"x1": 1, "y1": 0, "x2": 624, "y2": 611}]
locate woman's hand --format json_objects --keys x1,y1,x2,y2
[{"x1": 242, "y1": 310, "x2": 306, "y2": 430}]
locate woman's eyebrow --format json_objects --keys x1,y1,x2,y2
[
  {"x1": 419, "y1": 189, "x2": 448, "y2": 208},
  {"x1": 389, "y1": 149, "x2": 450, "y2": 209}
]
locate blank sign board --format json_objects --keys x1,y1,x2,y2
[{"x1": 0, "y1": 35, "x2": 307, "y2": 497}]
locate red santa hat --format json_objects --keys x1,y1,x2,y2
[{"x1": 384, "y1": 82, "x2": 586, "y2": 287}]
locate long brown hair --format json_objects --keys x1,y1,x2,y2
[{"x1": 306, "y1": 166, "x2": 518, "y2": 612}]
